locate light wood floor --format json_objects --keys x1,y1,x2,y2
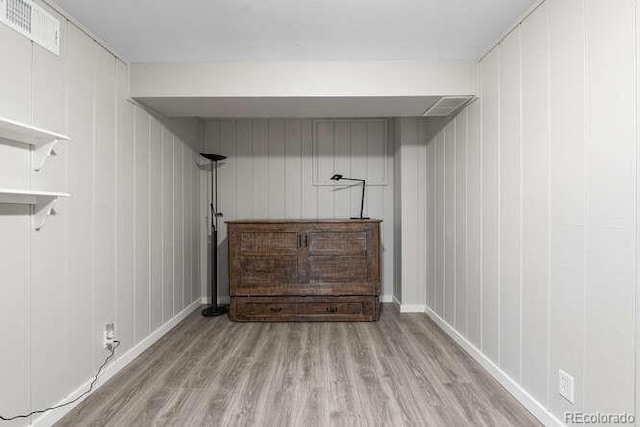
[{"x1": 57, "y1": 304, "x2": 540, "y2": 426}]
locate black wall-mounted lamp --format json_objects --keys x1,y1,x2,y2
[{"x1": 330, "y1": 174, "x2": 369, "y2": 220}]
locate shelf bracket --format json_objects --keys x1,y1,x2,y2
[
  {"x1": 33, "y1": 197, "x2": 58, "y2": 231},
  {"x1": 32, "y1": 139, "x2": 60, "y2": 172}
]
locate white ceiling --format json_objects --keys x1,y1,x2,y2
[{"x1": 54, "y1": 0, "x2": 536, "y2": 62}]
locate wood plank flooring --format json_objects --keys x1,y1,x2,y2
[{"x1": 56, "y1": 304, "x2": 540, "y2": 426}]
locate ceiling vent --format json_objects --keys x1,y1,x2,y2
[
  {"x1": 422, "y1": 96, "x2": 475, "y2": 117},
  {"x1": 0, "y1": 0, "x2": 60, "y2": 55}
]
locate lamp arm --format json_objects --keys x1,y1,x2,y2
[
  {"x1": 337, "y1": 177, "x2": 365, "y2": 183},
  {"x1": 360, "y1": 179, "x2": 366, "y2": 219}
]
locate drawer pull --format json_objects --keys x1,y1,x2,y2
[
  {"x1": 325, "y1": 306, "x2": 338, "y2": 313},
  {"x1": 270, "y1": 307, "x2": 282, "y2": 313}
]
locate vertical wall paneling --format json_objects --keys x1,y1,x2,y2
[
  {"x1": 444, "y1": 121, "x2": 456, "y2": 324},
  {"x1": 548, "y1": 0, "x2": 586, "y2": 414},
  {"x1": 636, "y1": 0, "x2": 640, "y2": 420},
  {"x1": 162, "y1": 129, "x2": 174, "y2": 318},
  {"x1": 183, "y1": 143, "x2": 193, "y2": 306},
  {"x1": 0, "y1": 19, "x2": 31, "y2": 124},
  {"x1": 285, "y1": 120, "x2": 303, "y2": 218},
  {"x1": 351, "y1": 121, "x2": 367, "y2": 217},
  {"x1": 29, "y1": 5, "x2": 70, "y2": 410},
  {"x1": 65, "y1": 24, "x2": 96, "y2": 392},
  {"x1": 252, "y1": 120, "x2": 269, "y2": 218},
  {"x1": 134, "y1": 108, "x2": 150, "y2": 341},
  {"x1": 203, "y1": 118, "x2": 395, "y2": 299},
  {"x1": 498, "y1": 27, "x2": 522, "y2": 381},
  {"x1": 400, "y1": 118, "x2": 420, "y2": 305},
  {"x1": 268, "y1": 120, "x2": 286, "y2": 218},
  {"x1": 417, "y1": 0, "x2": 639, "y2": 422},
  {"x1": 455, "y1": 110, "x2": 468, "y2": 334},
  {"x1": 31, "y1": 4, "x2": 67, "y2": 136},
  {"x1": 149, "y1": 118, "x2": 163, "y2": 330},
  {"x1": 92, "y1": 46, "x2": 117, "y2": 369},
  {"x1": 393, "y1": 118, "x2": 402, "y2": 302},
  {"x1": 466, "y1": 101, "x2": 482, "y2": 347},
  {"x1": 301, "y1": 119, "x2": 318, "y2": 219},
  {"x1": 218, "y1": 121, "x2": 235, "y2": 300},
  {"x1": 480, "y1": 49, "x2": 500, "y2": 363},
  {"x1": 434, "y1": 130, "x2": 445, "y2": 315},
  {"x1": 584, "y1": 0, "x2": 636, "y2": 415},
  {"x1": 0, "y1": 208, "x2": 30, "y2": 425},
  {"x1": 174, "y1": 142, "x2": 184, "y2": 312},
  {"x1": 0, "y1": 14, "x2": 201, "y2": 421},
  {"x1": 315, "y1": 121, "x2": 335, "y2": 219},
  {"x1": 116, "y1": 60, "x2": 134, "y2": 354},
  {"x1": 416, "y1": 121, "x2": 427, "y2": 311},
  {"x1": 519, "y1": 4, "x2": 551, "y2": 405},
  {"x1": 334, "y1": 121, "x2": 351, "y2": 218},
  {"x1": 236, "y1": 120, "x2": 253, "y2": 218}
]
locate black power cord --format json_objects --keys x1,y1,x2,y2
[{"x1": 1, "y1": 340, "x2": 121, "y2": 422}]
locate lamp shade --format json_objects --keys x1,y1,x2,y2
[{"x1": 200, "y1": 153, "x2": 227, "y2": 161}]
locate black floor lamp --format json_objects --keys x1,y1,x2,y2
[{"x1": 201, "y1": 153, "x2": 228, "y2": 317}]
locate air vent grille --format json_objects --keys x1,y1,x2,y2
[
  {"x1": 6, "y1": 0, "x2": 31, "y2": 32},
  {"x1": 0, "y1": 0, "x2": 60, "y2": 55},
  {"x1": 423, "y1": 96, "x2": 475, "y2": 117}
]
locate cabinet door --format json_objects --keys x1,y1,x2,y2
[
  {"x1": 303, "y1": 223, "x2": 380, "y2": 295},
  {"x1": 228, "y1": 225, "x2": 302, "y2": 296}
]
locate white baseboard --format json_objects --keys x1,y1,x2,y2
[
  {"x1": 201, "y1": 296, "x2": 230, "y2": 305},
  {"x1": 34, "y1": 299, "x2": 202, "y2": 427},
  {"x1": 400, "y1": 304, "x2": 426, "y2": 313},
  {"x1": 380, "y1": 294, "x2": 393, "y2": 303},
  {"x1": 423, "y1": 306, "x2": 564, "y2": 427},
  {"x1": 389, "y1": 296, "x2": 425, "y2": 313}
]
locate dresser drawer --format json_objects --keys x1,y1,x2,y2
[{"x1": 230, "y1": 296, "x2": 380, "y2": 322}]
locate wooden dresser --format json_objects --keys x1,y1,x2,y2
[{"x1": 227, "y1": 219, "x2": 381, "y2": 321}]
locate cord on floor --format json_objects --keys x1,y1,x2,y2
[{"x1": 0, "y1": 340, "x2": 121, "y2": 422}]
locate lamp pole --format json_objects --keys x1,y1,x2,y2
[{"x1": 201, "y1": 153, "x2": 228, "y2": 317}]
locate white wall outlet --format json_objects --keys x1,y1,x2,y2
[
  {"x1": 559, "y1": 369, "x2": 575, "y2": 404},
  {"x1": 103, "y1": 323, "x2": 116, "y2": 349}
]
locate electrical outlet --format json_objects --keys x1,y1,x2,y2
[
  {"x1": 559, "y1": 369, "x2": 575, "y2": 404},
  {"x1": 103, "y1": 323, "x2": 116, "y2": 349}
]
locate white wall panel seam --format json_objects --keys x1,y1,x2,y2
[
  {"x1": 635, "y1": 0, "x2": 640, "y2": 418},
  {"x1": 132, "y1": 106, "x2": 137, "y2": 343},
  {"x1": 497, "y1": 45, "x2": 502, "y2": 367},
  {"x1": 465, "y1": 110, "x2": 470, "y2": 337},
  {"x1": 517, "y1": 25, "x2": 525, "y2": 384},
  {"x1": 479, "y1": 63, "x2": 485, "y2": 353},
  {"x1": 114, "y1": 59, "x2": 120, "y2": 347},
  {"x1": 453, "y1": 119, "x2": 458, "y2": 325},
  {"x1": 580, "y1": 0, "x2": 589, "y2": 410},
  {"x1": 171, "y1": 135, "x2": 175, "y2": 314},
  {"x1": 147, "y1": 118, "x2": 152, "y2": 330},
  {"x1": 90, "y1": 42, "x2": 98, "y2": 370},
  {"x1": 634, "y1": 0, "x2": 639, "y2": 417}
]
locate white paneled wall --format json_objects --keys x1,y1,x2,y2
[
  {"x1": 202, "y1": 119, "x2": 394, "y2": 301},
  {"x1": 409, "y1": 0, "x2": 639, "y2": 422},
  {"x1": 0, "y1": 3, "x2": 201, "y2": 424}
]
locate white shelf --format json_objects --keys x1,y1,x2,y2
[
  {"x1": 0, "y1": 116, "x2": 69, "y2": 147},
  {"x1": 0, "y1": 189, "x2": 70, "y2": 230},
  {"x1": 0, "y1": 116, "x2": 71, "y2": 171}
]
